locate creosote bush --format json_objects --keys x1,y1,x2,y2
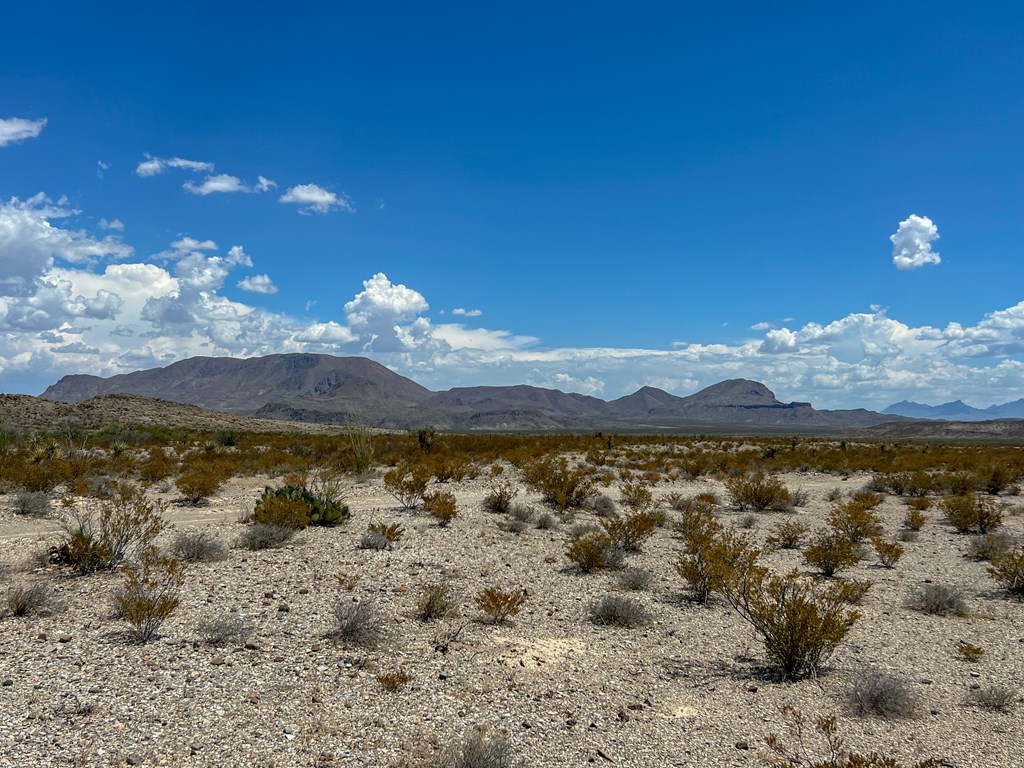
[
  {"x1": 871, "y1": 537, "x2": 904, "y2": 568},
  {"x1": 903, "y1": 507, "x2": 927, "y2": 532},
  {"x1": 174, "y1": 462, "x2": 229, "y2": 506},
  {"x1": 599, "y1": 510, "x2": 661, "y2": 553},
  {"x1": 675, "y1": 509, "x2": 757, "y2": 603},
  {"x1": 523, "y1": 458, "x2": 596, "y2": 511},
  {"x1": 846, "y1": 670, "x2": 918, "y2": 719},
  {"x1": 424, "y1": 490, "x2": 458, "y2": 526},
  {"x1": 803, "y1": 530, "x2": 860, "y2": 577},
  {"x1": 113, "y1": 550, "x2": 185, "y2": 643},
  {"x1": 827, "y1": 501, "x2": 884, "y2": 543},
  {"x1": 253, "y1": 481, "x2": 349, "y2": 529},
  {"x1": 565, "y1": 530, "x2": 623, "y2": 573},
  {"x1": 725, "y1": 471, "x2": 792, "y2": 512},
  {"x1": 940, "y1": 493, "x2": 1003, "y2": 534},
  {"x1": 383, "y1": 462, "x2": 430, "y2": 509},
  {"x1": 766, "y1": 519, "x2": 810, "y2": 550},
  {"x1": 986, "y1": 547, "x2": 1024, "y2": 597},
  {"x1": 482, "y1": 481, "x2": 518, "y2": 513},
  {"x1": 56, "y1": 483, "x2": 168, "y2": 573},
  {"x1": 475, "y1": 586, "x2": 526, "y2": 624}
]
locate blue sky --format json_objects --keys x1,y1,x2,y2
[{"x1": 2, "y1": 2, "x2": 1024, "y2": 408}]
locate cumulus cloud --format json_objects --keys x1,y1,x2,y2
[
  {"x1": 452, "y1": 307, "x2": 482, "y2": 317},
  {"x1": 279, "y1": 184, "x2": 353, "y2": 214},
  {"x1": 135, "y1": 154, "x2": 213, "y2": 177},
  {"x1": 0, "y1": 194, "x2": 132, "y2": 295},
  {"x1": 0, "y1": 117, "x2": 47, "y2": 147},
  {"x1": 99, "y1": 218, "x2": 124, "y2": 231},
  {"x1": 237, "y1": 274, "x2": 278, "y2": 294},
  {"x1": 891, "y1": 214, "x2": 941, "y2": 270}
]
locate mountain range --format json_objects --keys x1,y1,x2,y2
[
  {"x1": 36, "y1": 353, "x2": 913, "y2": 432},
  {"x1": 883, "y1": 398, "x2": 1024, "y2": 421}
]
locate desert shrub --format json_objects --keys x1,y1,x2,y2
[
  {"x1": 113, "y1": 551, "x2": 185, "y2": 643},
  {"x1": 850, "y1": 490, "x2": 883, "y2": 510},
  {"x1": 940, "y1": 493, "x2": 1004, "y2": 534},
  {"x1": 535, "y1": 512, "x2": 558, "y2": 530},
  {"x1": 766, "y1": 519, "x2": 810, "y2": 549},
  {"x1": 341, "y1": 426, "x2": 375, "y2": 475},
  {"x1": 253, "y1": 482, "x2": 349, "y2": 529},
  {"x1": 588, "y1": 594, "x2": 650, "y2": 628},
  {"x1": 764, "y1": 706, "x2": 943, "y2": 768},
  {"x1": 676, "y1": 516, "x2": 760, "y2": 603},
  {"x1": 790, "y1": 488, "x2": 809, "y2": 507},
  {"x1": 987, "y1": 547, "x2": 1024, "y2": 597},
  {"x1": 827, "y1": 501, "x2": 883, "y2": 543},
  {"x1": 138, "y1": 447, "x2": 177, "y2": 484},
  {"x1": 984, "y1": 465, "x2": 1012, "y2": 495},
  {"x1": 439, "y1": 727, "x2": 513, "y2": 768},
  {"x1": 196, "y1": 612, "x2": 253, "y2": 647},
  {"x1": 565, "y1": 530, "x2": 621, "y2": 572},
  {"x1": 508, "y1": 503, "x2": 535, "y2": 525},
  {"x1": 376, "y1": 668, "x2": 413, "y2": 692},
  {"x1": 906, "y1": 496, "x2": 932, "y2": 512},
  {"x1": 482, "y1": 481, "x2": 517, "y2": 513},
  {"x1": 174, "y1": 463, "x2": 227, "y2": 506},
  {"x1": 383, "y1": 462, "x2": 430, "y2": 509},
  {"x1": 331, "y1": 600, "x2": 384, "y2": 648},
  {"x1": 14, "y1": 491, "x2": 50, "y2": 517},
  {"x1": 424, "y1": 490, "x2": 458, "y2": 526},
  {"x1": 723, "y1": 568, "x2": 860, "y2": 679},
  {"x1": 725, "y1": 471, "x2": 792, "y2": 512},
  {"x1": 56, "y1": 484, "x2": 168, "y2": 573},
  {"x1": 903, "y1": 507, "x2": 927, "y2": 532},
  {"x1": 958, "y1": 643, "x2": 985, "y2": 663},
  {"x1": 619, "y1": 480, "x2": 654, "y2": 512},
  {"x1": 599, "y1": 510, "x2": 661, "y2": 553},
  {"x1": 846, "y1": 670, "x2": 918, "y2": 719},
  {"x1": 523, "y1": 458, "x2": 596, "y2": 511},
  {"x1": 967, "y1": 533, "x2": 1014, "y2": 562},
  {"x1": 803, "y1": 530, "x2": 860, "y2": 577},
  {"x1": 359, "y1": 522, "x2": 405, "y2": 551},
  {"x1": 475, "y1": 586, "x2": 526, "y2": 624},
  {"x1": 169, "y1": 531, "x2": 228, "y2": 562},
  {"x1": 907, "y1": 584, "x2": 968, "y2": 616},
  {"x1": 617, "y1": 567, "x2": 654, "y2": 591},
  {"x1": 6, "y1": 582, "x2": 58, "y2": 617},
  {"x1": 871, "y1": 537, "x2": 904, "y2": 568},
  {"x1": 417, "y1": 582, "x2": 455, "y2": 621},
  {"x1": 737, "y1": 512, "x2": 758, "y2": 529},
  {"x1": 825, "y1": 487, "x2": 844, "y2": 502},
  {"x1": 967, "y1": 685, "x2": 1016, "y2": 712},
  {"x1": 832, "y1": 579, "x2": 873, "y2": 605},
  {"x1": 590, "y1": 494, "x2": 617, "y2": 517},
  {"x1": 237, "y1": 523, "x2": 295, "y2": 551},
  {"x1": 897, "y1": 529, "x2": 919, "y2": 543}
]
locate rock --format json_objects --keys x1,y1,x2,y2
[
  {"x1": 1, "y1": 679, "x2": 12, "y2": 687},
  {"x1": 58, "y1": 634, "x2": 72, "y2": 643},
  {"x1": 735, "y1": 741, "x2": 749, "y2": 750},
  {"x1": 211, "y1": 656, "x2": 225, "y2": 666}
]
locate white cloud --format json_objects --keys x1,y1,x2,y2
[
  {"x1": 237, "y1": 274, "x2": 278, "y2": 294},
  {"x1": 0, "y1": 117, "x2": 47, "y2": 147},
  {"x1": 452, "y1": 307, "x2": 483, "y2": 317},
  {"x1": 279, "y1": 184, "x2": 353, "y2": 214},
  {"x1": 96, "y1": 161, "x2": 110, "y2": 179},
  {"x1": 257, "y1": 176, "x2": 277, "y2": 192},
  {"x1": 99, "y1": 218, "x2": 124, "y2": 231},
  {"x1": 135, "y1": 154, "x2": 214, "y2": 177},
  {"x1": 751, "y1": 321, "x2": 775, "y2": 331},
  {"x1": 184, "y1": 174, "x2": 278, "y2": 195},
  {"x1": 891, "y1": 214, "x2": 941, "y2": 270}
]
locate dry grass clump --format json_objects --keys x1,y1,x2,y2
[
  {"x1": 534, "y1": 512, "x2": 558, "y2": 530},
  {"x1": 14, "y1": 491, "x2": 50, "y2": 517},
  {"x1": 475, "y1": 587, "x2": 525, "y2": 624},
  {"x1": 196, "y1": 612, "x2": 253, "y2": 647},
  {"x1": 846, "y1": 670, "x2": 918, "y2": 719},
  {"x1": 617, "y1": 567, "x2": 654, "y2": 591},
  {"x1": 967, "y1": 533, "x2": 1014, "y2": 562},
  {"x1": 237, "y1": 523, "x2": 296, "y2": 551},
  {"x1": 359, "y1": 522, "x2": 405, "y2": 551},
  {"x1": 907, "y1": 583, "x2": 968, "y2": 616},
  {"x1": 438, "y1": 727, "x2": 514, "y2": 768},
  {"x1": 590, "y1": 494, "x2": 617, "y2": 517},
  {"x1": 331, "y1": 600, "x2": 384, "y2": 648},
  {"x1": 6, "y1": 581, "x2": 60, "y2": 617},
  {"x1": 957, "y1": 643, "x2": 985, "y2": 663},
  {"x1": 169, "y1": 530, "x2": 228, "y2": 562},
  {"x1": 966, "y1": 685, "x2": 1016, "y2": 712},
  {"x1": 588, "y1": 594, "x2": 650, "y2": 628},
  {"x1": 417, "y1": 582, "x2": 456, "y2": 621},
  {"x1": 376, "y1": 668, "x2": 413, "y2": 692}
]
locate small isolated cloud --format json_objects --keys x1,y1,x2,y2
[
  {"x1": 96, "y1": 161, "x2": 110, "y2": 179},
  {"x1": 279, "y1": 184, "x2": 353, "y2": 214},
  {"x1": 452, "y1": 308, "x2": 482, "y2": 317},
  {"x1": 751, "y1": 321, "x2": 775, "y2": 331},
  {"x1": 0, "y1": 117, "x2": 47, "y2": 147},
  {"x1": 237, "y1": 274, "x2": 278, "y2": 294},
  {"x1": 184, "y1": 174, "x2": 278, "y2": 195},
  {"x1": 135, "y1": 154, "x2": 213, "y2": 177},
  {"x1": 99, "y1": 218, "x2": 124, "y2": 231},
  {"x1": 891, "y1": 214, "x2": 941, "y2": 270}
]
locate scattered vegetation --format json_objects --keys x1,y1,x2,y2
[
  {"x1": 907, "y1": 584, "x2": 968, "y2": 617},
  {"x1": 417, "y1": 582, "x2": 456, "y2": 621},
  {"x1": 475, "y1": 587, "x2": 526, "y2": 624},
  {"x1": 331, "y1": 600, "x2": 384, "y2": 648},
  {"x1": 846, "y1": 670, "x2": 918, "y2": 719},
  {"x1": 6, "y1": 582, "x2": 58, "y2": 618},
  {"x1": 196, "y1": 612, "x2": 253, "y2": 647},
  {"x1": 113, "y1": 551, "x2": 185, "y2": 642},
  {"x1": 169, "y1": 530, "x2": 228, "y2": 562},
  {"x1": 725, "y1": 471, "x2": 792, "y2": 512},
  {"x1": 237, "y1": 523, "x2": 296, "y2": 550},
  {"x1": 588, "y1": 594, "x2": 650, "y2": 627}
]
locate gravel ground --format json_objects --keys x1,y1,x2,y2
[{"x1": 0, "y1": 468, "x2": 1021, "y2": 768}]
